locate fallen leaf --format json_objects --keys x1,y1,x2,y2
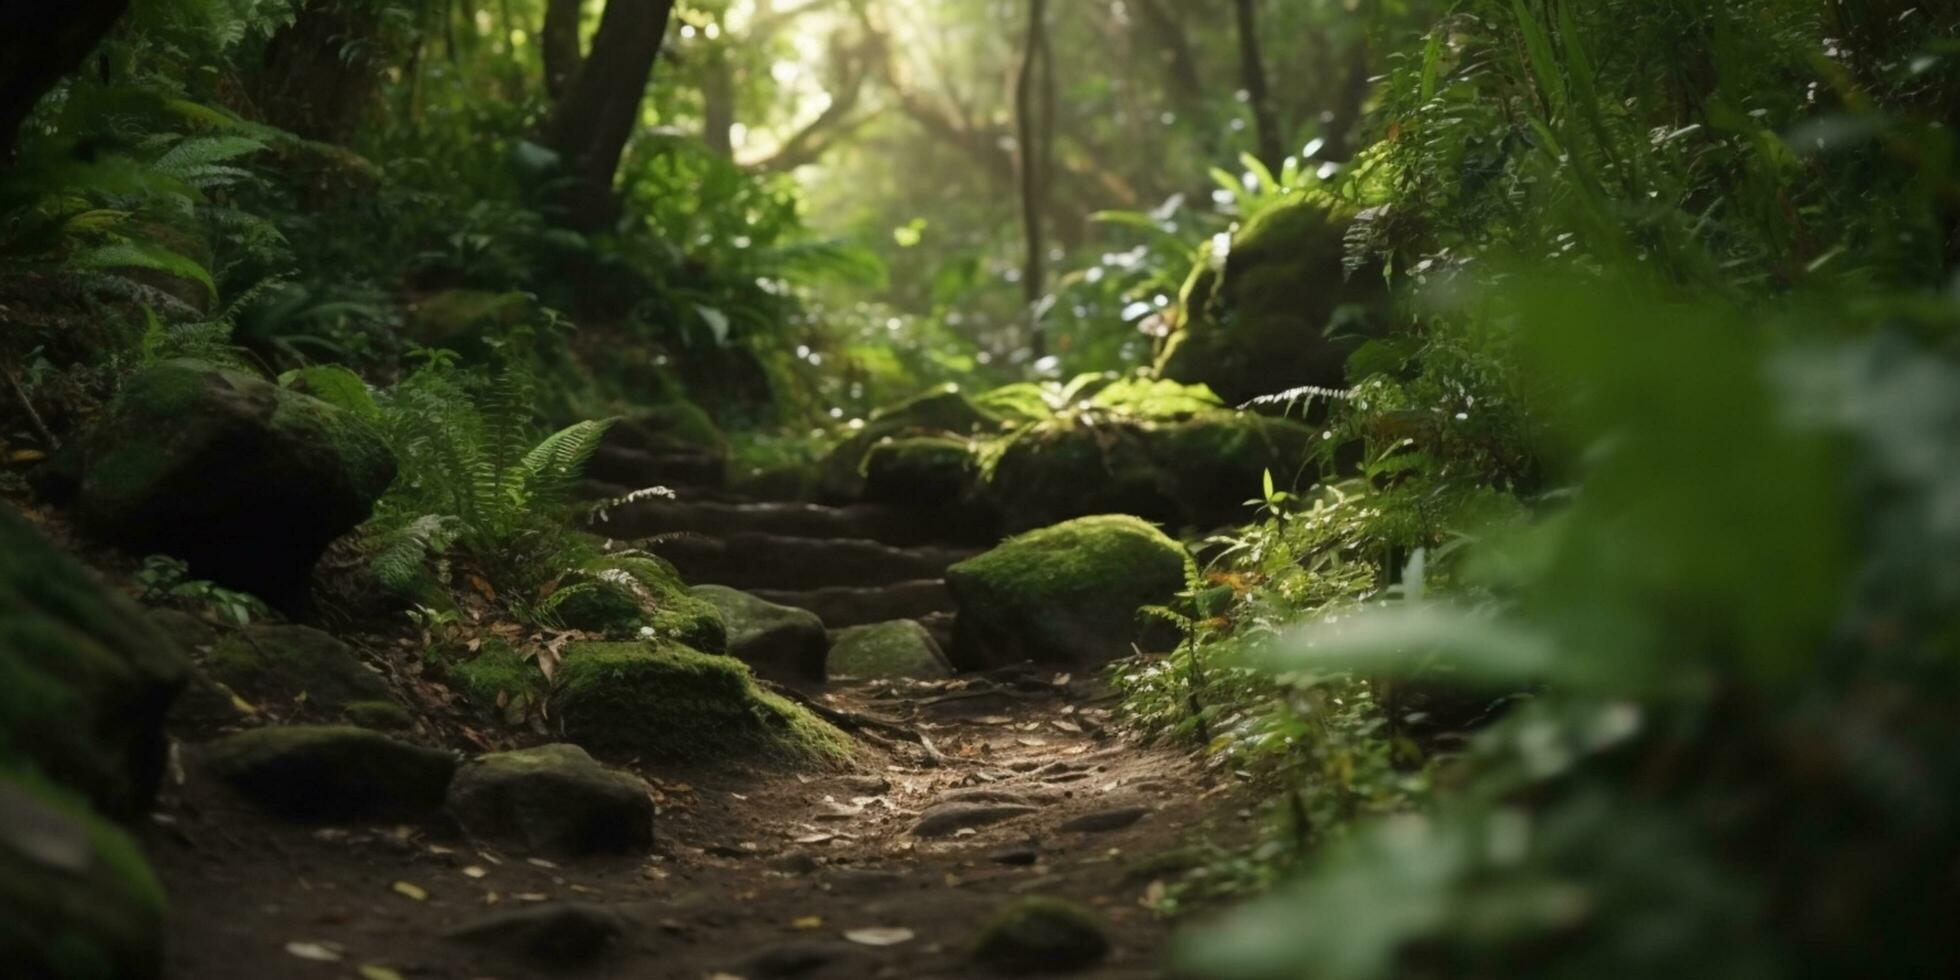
[
  {"x1": 391, "y1": 881, "x2": 428, "y2": 902},
  {"x1": 526, "y1": 857, "x2": 560, "y2": 869},
  {"x1": 792, "y1": 832, "x2": 838, "y2": 845},
  {"x1": 284, "y1": 942, "x2": 343, "y2": 963},
  {"x1": 462, "y1": 866, "x2": 488, "y2": 879},
  {"x1": 792, "y1": 915, "x2": 824, "y2": 930},
  {"x1": 844, "y1": 927, "x2": 916, "y2": 947},
  {"x1": 514, "y1": 892, "x2": 549, "y2": 902},
  {"x1": 358, "y1": 966, "x2": 406, "y2": 980}
]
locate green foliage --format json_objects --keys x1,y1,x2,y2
[
  {"x1": 133, "y1": 555, "x2": 271, "y2": 626},
  {"x1": 363, "y1": 355, "x2": 614, "y2": 613}
]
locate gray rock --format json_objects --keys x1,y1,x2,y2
[
  {"x1": 204, "y1": 725, "x2": 455, "y2": 822},
  {"x1": 446, "y1": 744, "x2": 654, "y2": 856},
  {"x1": 443, "y1": 902, "x2": 628, "y2": 968},
  {"x1": 690, "y1": 585, "x2": 829, "y2": 685},
  {"x1": 828, "y1": 619, "x2": 953, "y2": 680},
  {"x1": 739, "y1": 940, "x2": 865, "y2": 978},
  {"x1": 1059, "y1": 805, "x2": 1150, "y2": 833},
  {"x1": 71, "y1": 359, "x2": 396, "y2": 610},
  {"x1": 912, "y1": 800, "x2": 1039, "y2": 838}
]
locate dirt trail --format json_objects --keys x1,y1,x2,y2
[{"x1": 149, "y1": 445, "x2": 1252, "y2": 979}]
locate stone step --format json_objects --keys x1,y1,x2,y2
[
  {"x1": 652, "y1": 533, "x2": 977, "y2": 592},
  {"x1": 592, "y1": 496, "x2": 997, "y2": 548},
  {"x1": 585, "y1": 444, "x2": 726, "y2": 491},
  {"x1": 752, "y1": 580, "x2": 956, "y2": 630}
]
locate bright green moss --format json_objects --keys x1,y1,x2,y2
[
  {"x1": 984, "y1": 419, "x2": 1177, "y2": 532},
  {"x1": 863, "y1": 436, "x2": 977, "y2": 505},
  {"x1": 449, "y1": 643, "x2": 543, "y2": 724},
  {"x1": 947, "y1": 515, "x2": 1190, "y2": 669},
  {"x1": 828, "y1": 620, "x2": 952, "y2": 680},
  {"x1": 552, "y1": 642, "x2": 850, "y2": 766}
]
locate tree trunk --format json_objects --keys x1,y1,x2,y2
[
  {"x1": 703, "y1": 53, "x2": 736, "y2": 156},
  {"x1": 0, "y1": 1, "x2": 130, "y2": 164},
  {"x1": 542, "y1": 0, "x2": 584, "y2": 100},
  {"x1": 1233, "y1": 0, "x2": 1285, "y2": 172},
  {"x1": 253, "y1": 0, "x2": 392, "y2": 144},
  {"x1": 1131, "y1": 0, "x2": 1203, "y2": 113},
  {"x1": 1015, "y1": 0, "x2": 1053, "y2": 358},
  {"x1": 543, "y1": 0, "x2": 677, "y2": 232}
]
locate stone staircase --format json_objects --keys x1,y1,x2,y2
[{"x1": 584, "y1": 439, "x2": 997, "y2": 659}]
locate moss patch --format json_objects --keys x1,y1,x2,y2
[
  {"x1": 947, "y1": 515, "x2": 1189, "y2": 670},
  {"x1": 449, "y1": 642, "x2": 544, "y2": 723},
  {"x1": 552, "y1": 642, "x2": 850, "y2": 767},
  {"x1": 1155, "y1": 198, "x2": 1384, "y2": 404},
  {"x1": 0, "y1": 772, "x2": 168, "y2": 980},
  {"x1": 819, "y1": 384, "x2": 1006, "y2": 500},
  {"x1": 828, "y1": 620, "x2": 953, "y2": 680},
  {"x1": 970, "y1": 897, "x2": 1110, "y2": 974}
]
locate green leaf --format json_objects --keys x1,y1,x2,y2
[{"x1": 69, "y1": 241, "x2": 216, "y2": 300}]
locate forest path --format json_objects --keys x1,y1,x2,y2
[{"x1": 146, "y1": 443, "x2": 1254, "y2": 979}]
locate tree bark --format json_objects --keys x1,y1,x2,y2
[
  {"x1": 543, "y1": 0, "x2": 677, "y2": 232},
  {"x1": 0, "y1": 0, "x2": 130, "y2": 164},
  {"x1": 1233, "y1": 0, "x2": 1285, "y2": 172},
  {"x1": 1016, "y1": 0, "x2": 1053, "y2": 358},
  {"x1": 542, "y1": 0, "x2": 585, "y2": 100}
]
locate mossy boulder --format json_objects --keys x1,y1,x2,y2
[
  {"x1": 72, "y1": 359, "x2": 396, "y2": 609},
  {"x1": 862, "y1": 436, "x2": 980, "y2": 506},
  {"x1": 202, "y1": 623, "x2": 407, "y2": 727},
  {"x1": 690, "y1": 585, "x2": 828, "y2": 685},
  {"x1": 202, "y1": 725, "x2": 456, "y2": 822},
  {"x1": 828, "y1": 620, "x2": 953, "y2": 680},
  {"x1": 606, "y1": 400, "x2": 727, "y2": 459},
  {"x1": 819, "y1": 385, "x2": 1005, "y2": 500},
  {"x1": 445, "y1": 744, "x2": 654, "y2": 856},
  {"x1": 0, "y1": 506, "x2": 188, "y2": 819},
  {"x1": 546, "y1": 550, "x2": 728, "y2": 652},
  {"x1": 552, "y1": 642, "x2": 850, "y2": 766},
  {"x1": 985, "y1": 412, "x2": 1314, "y2": 532},
  {"x1": 946, "y1": 516, "x2": 1188, "y2": 670},
  {"x1": 970, "y1": 897, "x2": 1111, "y2": 974},
  {"x1": 1156, "y1": 199, "x2": 1385, "y2": 404},
  {"x1": 986, "y1": 419, "x2": 1179, "y2": 533},
  {"x1": 0, "y1": 774, "x2": 167, "y2": 980},
  {"x1": 1145, "y1": 413, "x2": 1316, "y2": 528}
]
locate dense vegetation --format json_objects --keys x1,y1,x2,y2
[{"x1": 3, "y1": 1, "x2": 1958, "y2": 978}]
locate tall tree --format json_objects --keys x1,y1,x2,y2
[
  {"x1": 1233, "y1": 0, "x2": 1284, "y2": 172},
  {"x1": 0, "y1": 1, "x2": 130, "y2": 163},
  {"x1": 1015, "y1": 0, "x2": 1056, "y2": 357},
  {"x1": 542, "y1": 0, "x2": 678, "y2": 232},
  {"x1": 542, "y1": 0, "x2": 586, "y2": 100}
]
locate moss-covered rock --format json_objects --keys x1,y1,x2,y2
[
  {"x1": 73, "y1": 359, "x2": 396, "y2": 609},
  {"x1": 445, "y1": 744, "x2": 654, "y2": 856},
  {"x1": 552, "y1": 642, "x2": 850, "y2": 766},
  {"x1": 862, "y1": 436, "x2": 979, "y2": 506},
  {"x1": 946, "y1": 515, "x2": 1188, "y2": 670},
  {"x1": 1146, "y1": 413, "x2": 1317, "y2": 528},
  {"x1": 689, "y1": 585, "x2": 828, "y2": 685},
  {"x1": 0, "y1": 774, "x2": 167, "y2": 980},
  {"x1": 1156, "y1": 198, "x2": 1385, "y2": 404},
  {"x1": 202, "y1": 624, "x2": 407, "y2": 724},
  {"x1": 545, "y1": 550, "x2": 728, "y2": 652},
  {"x1": 985, "y1": 419, "x2": 1180, "y2": 533},
  {"x1": 0, "y1": 506, "x2": 188, "y2": 819},
  {"x1": 828, "y1": 620, "x2": 953, "y2": 680},
  {"x1": 969, "y1": 897, "x2": 1111, "y2": 974},
  {"x1": 203, "y1": 725, "x2": 456, "y2": 822},
  {"x1": 819, "y1": 384, "x2": 1006, "y2": 500},
  {"x1": 607, "y1": 400, "x2": 727, "y2": 459},
  {"x1": 448, "y1": 642, "x2": 545, "y2": 724},
  {"x1": 971, "y1": 383, "x2": 1056, "y2": 426},
  {"x1": 984, "y1": 411, "x2": 1315, "y2": 532}
]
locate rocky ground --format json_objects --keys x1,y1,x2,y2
[
  {"x1": 150, "y1": 669, "x2": 1251, "y2": 979},
  {"x1": 5, "y1": 375, "x2": 1275, "y2": 980}
]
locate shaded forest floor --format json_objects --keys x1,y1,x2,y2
[{"x1": 149, "y1": 669, "x2": 1249, "y2": 979}]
